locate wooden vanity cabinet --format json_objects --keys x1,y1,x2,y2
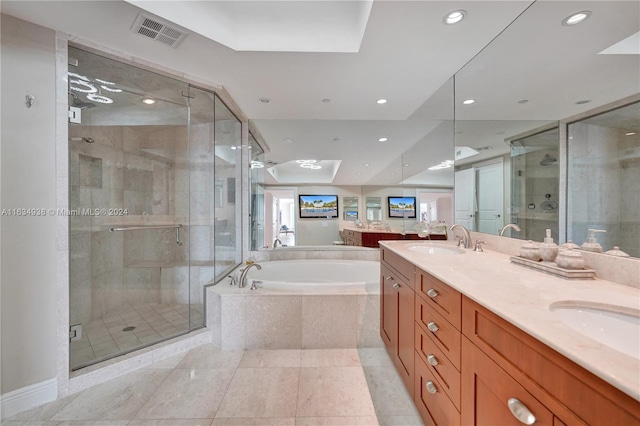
[
  {"x1": 380, "y1": 249, "x2": 415, "y2": 395},
  {"x1": 462, "y1": 297, "x2": 640, "y2": 426},
  {"x1": 381, "y1": 250, "x2": 640, "y2": 426}
]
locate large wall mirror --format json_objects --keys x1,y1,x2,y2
[
  {"x1": 250, "y1": 77, "x2": 455, "y2": 248},
  {"x1": 453, "y1": 1, "x2": 639, "y2": 258}
]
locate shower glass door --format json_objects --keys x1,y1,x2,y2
[{"x1": 68, "y1": 47, "x2": 196, "y2": 369}]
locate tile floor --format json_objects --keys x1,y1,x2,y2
[
  {"x1": 6, "y1": 347, "x2": 422, "y2": 426},
  {"x1": 71, "y1": 303, "x2": 204, "y2": 369}
]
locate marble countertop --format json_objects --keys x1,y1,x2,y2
[{"x1": 379, "y1": 240, "x2": 640, "y2": 402}]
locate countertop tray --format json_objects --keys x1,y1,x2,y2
[{"x1": 510, "y1": 256, "x2": 596, "y2": 280}]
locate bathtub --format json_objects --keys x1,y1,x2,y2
[
  {"x1": 240, "y1": 259, "x2": 379, "y2": 293},
  {"x1": 207, "y1": 259, "x2": 383, "y2": 350}
]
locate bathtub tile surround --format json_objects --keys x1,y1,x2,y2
[{"x1": 207, "y1": 260, "x2": 383, "y2": 351}]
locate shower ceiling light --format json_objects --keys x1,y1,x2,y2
[
  {"x1": 86, "y1": 94, "x2": 113, "y2": 104},
  {"x1": 70, "y1": 79, "x2": 97, "y2": 93},
  {"x1": 142, "y1": 98, "x2": 157, "y2": 105},
  {"x1": 378, "y1": 137, "x2": 388, "y2": 142},
  {"x1": 462, "y1": 99, "x2": 475, "y2": 105},
  {"x1": 101, "y1": 85, "x2": 123, "y2": 93},
  {"x1": 562, "y1": 11, "x2": 591, "y2": 26},
  {"x1": 376, "y1": 99, "x2": 388, "y2": 104},
  {"x1": 444, "y1": 10, "x2": 467, "y2": 25}
]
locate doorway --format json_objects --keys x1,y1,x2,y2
[{"x1": 265, "y1": 189, "x2": 296, "y2": 247}]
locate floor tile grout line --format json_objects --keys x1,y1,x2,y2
[
  {"x1": 210, "y1": 350, "x2": 245, "y2": 420},
  {"x1": 127, "y1": 365, "x2": 176, "y2": 422}
]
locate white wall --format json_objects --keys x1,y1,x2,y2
[{"x1": 1, "y1": 14, "x2": 58, "y2": 394}]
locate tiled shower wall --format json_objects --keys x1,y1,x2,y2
[
  {"x1": 568, "y1": 123, "x2": 640, "y2": 257},
  {"x1": 68, "y1": 124, "x2": 216, "y2": 326}
]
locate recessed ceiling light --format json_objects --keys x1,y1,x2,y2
[
  {"x1": 626, "y1": 132, "x2": 637, "y2": 136},
  {"x1": 391, "y1": 172, "x2": 397, "y2": 176},
  {"x1": 444, "y1": 10, "x2": 467, "y2": 25},
  {"x1": 376, "y1": 99, "x2": 388, "y2": 104},
  {"x1": 322, "y1": 98, "x2": 331, "y2": 103},
  {"x1": 283, "y1": 138, "x2": 293, "y2": 144},
  {"x1": 403, "y1": 163, "x2": 410, "y2": 167},
  {"x1": 462, "y1": 99, "x2": 475, "y2": 105},
  {"x1": 142, "y1": 98, "x2": 156, "y2": 105},
  {"x1": 496, "y1": 131, "x2": 506, "y2": 135},
  {"x1": 562, "y1": 11, "x2": 591, "y2": 26},
  {"x1": 517, "y1": 99, "x2": 529, "y2": 104},
  {"x1": 575, "y1": 99, "x2": 591, "y2": 105},
  {"x1": 259, "y1": 98, "x2": 271, "y2": 103},
  {"x1": 378, "y1": 137, "x2": 388, "y2": 142},
  {"x1": 364, "y1": 163, "x2": 370, "y2": 167},
  {"x1": 356, "y1": 172, "x2": 362, "y2": 176},
  {"x1": 333, "y1": 137, "x2": 341, "y2": 142}
]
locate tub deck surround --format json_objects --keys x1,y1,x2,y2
[
  {"x1": 207, "y1": 260, "x2": 382, "y2": 350},
  {"x1": 379, "y1": 240, "x2": 640, "y2": 401}
]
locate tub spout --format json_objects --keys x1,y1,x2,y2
[{"x1": 239, "y1": 263, "x2": 262, "y2": 288}]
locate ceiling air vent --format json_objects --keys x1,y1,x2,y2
[{"x1": 130, "y1": 13, "x2": 188, "y2": 48}]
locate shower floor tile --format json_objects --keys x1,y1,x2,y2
[{"x1": 71, "y1": 302, "x2": 203, "y2": 369}]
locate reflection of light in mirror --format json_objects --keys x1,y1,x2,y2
[
  {"x1": 70, "y1": 79, "x2": 97, "y2": 93},
  {"x1": 428, "y1": 160, "x2": 454, "y2": 171},
  {"x1": 69, "y1": 72, "x2": 89, "y2": 81},
  {"x1": 100, "y1": 85, "x2": 122, "y2": 93},
  {"x1": 296, "y1": 159, "x2": 317, "y2": 164}
]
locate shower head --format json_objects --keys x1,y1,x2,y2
[
  {"x1": 69, "y1": 92, "x2": 96, "y2": 110},
  {"x1": 540, "y1": 154, "x2": 557, "y2": 166}
]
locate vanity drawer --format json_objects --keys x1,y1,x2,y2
[
  {"x1": 415, "y1": 322, "x2": 461, "y2": 409},
  {"x1": 416, "y1": 296, "x2": 461, "y2": 370},
  {"x1": 416, "y1": 269, "x2": 461, "y2": 330},
  {"x1": 382, "y1": 248, "x2": 414, "y2": 286},
  {"x1": 415, "y1": 350, "x2": 461, "y2": 426}
]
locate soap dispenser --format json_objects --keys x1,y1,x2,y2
[
  {"x1": 581, "y1": 229, "x2": 606, "y2": 253},
  {"x1": 539, "y1": 229, "x2": 559, "y2": 262},
  {"x1": 604, "y1": 246, "x2": 630, "y2": 257}
]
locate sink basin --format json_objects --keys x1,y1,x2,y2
[
  {"x1": 407, "y1": 244, "x2": 465, "y2": 255},
  {"x1": 550, "y1": 302, "x2": 640, "y2": 358}
]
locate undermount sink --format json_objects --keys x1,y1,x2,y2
[
  {"x1": 550, "y1": 302, "x2": 640, "y2": 358},
  {"x1": 407, "y1": 244, "x2": 466, "y2": 255}
]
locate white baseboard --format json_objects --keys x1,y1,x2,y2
[{"x1": 0, "y1": 378, "x2": 57, "y2": 420}]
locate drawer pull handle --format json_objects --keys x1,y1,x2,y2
[
  {"x1": 426, "y1": 381, "x2": 438, "y2": 394},
  {"x1": 426, "y1": 288, "x2": 439, "y2": 298},
  {"x1": 427, "y1": 321, "x2": 439, "y2": 333},
  {"x1": 392, "y1": 283, "x2": 400, "y2": 289},
  {"x1": 507, "y1": 398, "x2": 536, "y2": 425},
  {"x1": 386, "y1": 276, "x2": 393, "y2": 281},
  {"x1": 427, "y1": 354, "x2": 438, "y2": 366}
]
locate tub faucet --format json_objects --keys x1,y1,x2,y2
[
  {"x1": 273, "y1": 238, "x2": 282, "y2": 248},
  {"x1": 499, "y1": 223, "x2": 521, "y2": 236},
  {"x1": 238, "y1": 263, "x2": 262, "y2": 288},
  {"x1": 449, "y1": 224, "x2": 471, "y2": 249}
]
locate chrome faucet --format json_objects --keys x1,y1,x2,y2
[
  {"x1": 499, "y1": 223, "x2": 521, "y2": 236},
  {"x1": 238, "y1": 263, "x2": 262, "y2": 288},
  {"x1": 273, "y1": 238, "x2": 282, "y2": 248},
  {"x1": 449, "y1": 224, "x2": 471, "y2": 249}
]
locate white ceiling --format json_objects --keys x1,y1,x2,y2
[{"x1": 2, "y1": 1, "x2": 638, "y2": 185}]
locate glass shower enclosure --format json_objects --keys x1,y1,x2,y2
[{"x1": 68, "y1": 47, "x2": 241, "y2": 369}]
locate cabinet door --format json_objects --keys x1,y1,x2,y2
[
  {"x1": 380, "y1": 264, "x2": 397, "y2": 350},
  {"x1": 396, "y1": 281, "x2": 414, "y2": 396},
  {"x1": 462, "y1": 337, "x2": 553, "y2": 426}
]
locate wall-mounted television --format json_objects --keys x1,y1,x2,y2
[
  {"x1": 388, "y1": 196, "x2": 417, "y2": 218},
  {"x1": 299, "y1": 195, "x2": 339, "y2": 219}
]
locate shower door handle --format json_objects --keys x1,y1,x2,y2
[{"x1": 109, "y1": 224, "x2": 183, "y2": 246}]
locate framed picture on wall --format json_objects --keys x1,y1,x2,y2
[
  {"x1": 299, "y1": 194, "x2": 339, "y2": 218},
  {"x1": 388, "y1": 196, "x2": 417, "y2": 218}
]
